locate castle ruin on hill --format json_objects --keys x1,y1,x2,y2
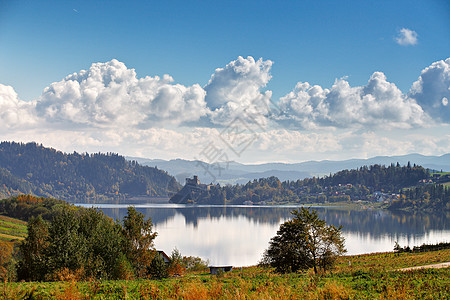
[{"x1": 169, "y1": 175, "x2": 212, "y2": 204}]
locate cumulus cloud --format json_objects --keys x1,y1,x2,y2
[
  {"x1": 356, "y1": 131, "x2": 450, "y2": 159},
  {"x1": 204, "y1": 56, "x2": 273, "y2": 127},
  {"x1": 0, "y1": 84, "x2": 37, "y2": 130},
  {"x1": 254, "y1": 129, "x2": 342, "y2": 153},
  {"x1": 2, "y1": 56, "x2": 450, "y2": 163},
  {"x1": 35, "y1": 59, "x2": 208, "y2": 127},
  {"x1": 33, "y1": 57, "x2": 275, "y2": 129},
  {"x1": 409, "y1": 58, "x2": 450, "y2": 122},
  {"x1": 395, "y1": 28, "x2": 418, "y2": 46},
  {"x1": 278, "y1": 72, "x2": 428, "y2": 129}
]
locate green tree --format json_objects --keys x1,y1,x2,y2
[
  {"x1": 148, "y1": 254, "x2": 168, "y2": 279},
  {"x1": 17, "y1": 215, "x2": 49, "y2": 281},
  {"x1": 262, "y1": 208, "x2": 346, "y2": 274},
  {"x1": 45, "y1": 207, "x2": 87, "y2": 276},
  {"x1": 122, "y1": 206, "x2": 157, "y2": 278},
  {"x1": 77, "y1": 208, "x2": 125, "y2": 279}
]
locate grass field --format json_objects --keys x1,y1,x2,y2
[
  {"x1": 431, "y1": 172, "x2": 450, "y2": 176},
  {"x1": 0, "y1": 215, "x2": 27, "y2": 242},
  {"x1": 1, "y1": 249, "x2": 449, "y2": 299}
]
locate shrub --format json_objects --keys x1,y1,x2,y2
[{"x1": 148, "y1": 255, "x2": 168, "y2": 279}]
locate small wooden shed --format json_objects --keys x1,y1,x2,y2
[{"x1": 157, "y1": 250, "x2": 171, "y2": 264}]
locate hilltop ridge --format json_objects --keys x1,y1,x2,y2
[{"x1": 0, "y1": 141, "x2": 180, "y2": 201}]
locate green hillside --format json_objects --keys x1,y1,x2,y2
[
  {"x1": 0, "y1": 141, "x2": 180, "y2": 202},
  {"x1": 0, "y1": 215, "x2": 27, "y2": 242}
]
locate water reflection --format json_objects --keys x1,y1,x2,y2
[{"x1": 80, "y1": 204, "x2": 449, "y2": 266}]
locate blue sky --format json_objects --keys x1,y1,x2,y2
[{"x1": 0, "y1": 0, "x2": 449, "y2": 164}]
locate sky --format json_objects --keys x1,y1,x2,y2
[{"x1": 0, "y1": 0, "x2": 449, "y2": 164}]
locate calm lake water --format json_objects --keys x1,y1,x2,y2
[{"x1": 76, "y1": 203, "x2": 449, "y2": 267}]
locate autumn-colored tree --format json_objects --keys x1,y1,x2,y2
[
  {"x1": 0, "y1": 240, "x2": 14, "y2": 281},
  {"x1": 167, "y1": 248, "x2": 185, "y2": 276}
]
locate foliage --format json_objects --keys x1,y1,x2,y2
[
  {"x1": 174, "y1": 163, "x2": 448, "y2": 211},
  {"x1": 389, "y1": 183, "x2": 449, "y2": 211},
  {"x1": 0, "y1": 141, "x2": 180, "y2": 201},
  {"x1": 16, "y1": 215, "x2": 49, "y2": 281},
  {"x1": 0, "y1": 195, "x2": 71, "y2": 222},
  {"x1": 1, "y1": 249, "x2": 449, "y2": 299},
  {"x1": 122, "y1": 206, "x2": 158, "y2": 278},
  {"x1": 0, "y1": 240, "x2": 14, "y2": 281},
  {"x1": 148, "y1": 255, "x2": 169, "y2": 280},
  {"x1": 181, "y1": 255, "x2": 209, "y2": 272},
  {"x1": 394, "y1": 241, "x2": 450, "y2": 253},
  {"x1": 12, "y1": 201, "x2": 161, "y2": 281},
  {"x1": 0, "y1": 216, "x2": 24, "y2": 282},
  {"x1": 168, "y1": 248, "x2": 185, "y2": 276},
  {"x1": 263, "y1": 208, "x2": 346, "y2": 274}
]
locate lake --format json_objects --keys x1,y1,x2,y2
[{"x1": 76, "y1": 203, "x2": 449, "y2": 267}]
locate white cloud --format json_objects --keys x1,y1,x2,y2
[
  {"x1": 33, "y1": 57, "x2": 276, "y2": 129},
  {"x1": 278, "y1": 71, "x2": 428, "y2": 129},
  {"x1": 409, "y1": 58, "x2": 450, "y2": 122},
  {"x1": 3, "y1": 124, "x2": 449, "y2": 164},
  {"x1": 357, "y1": 131, "x2": 450, "y2": 159},
  {"x1": 1, "y1": 56, "x2": 450, "y2": 163},
  {"x1": 205, "y1": 56, "x2": 273, "y2": 127},
  {"x1": 395, "y1": 28, "x2": 418, "y2": 46},
  {"x1": 0, "y1": 84, "x2": 37, "y2": 130},
  {"x1": 35, "y1": 59, "x2": 208, "y2": 127},
  {"x1": 254, "y1": 129, "x2": 342, "y2": 153}
]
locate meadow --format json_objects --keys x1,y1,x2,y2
[
  {"x1": 0, "y1": 215, "x2": 26, "y2": 242},
  {"x1": 1, "y1": 249, "x2": 449, "y2": 299}
]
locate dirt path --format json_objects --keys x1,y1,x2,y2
[{"x1": 396, "y1": 262, "x2": 450, "y2": 271}]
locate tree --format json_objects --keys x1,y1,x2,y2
[
  {"x1": 122, "y1": 206, "x2": 157, "y2": 278},
  {"x1": 168, "y1": 248, "x2": 185, "y2": 276},
  {"x1": 262, "y1": 208, "x2": 346, "y2": 274},
  {"x1": 17, "y1": 215, "x2": 49, "y2": 281},
  {"x1": 48, "y1": 207, "x2": 87, "y2": 269},
  {"x1": 0, "y1": 240, "x2": 14, "y2": 281},
  {"x1": 148, "y1": 254, "x2": 168, "y2": 279}
]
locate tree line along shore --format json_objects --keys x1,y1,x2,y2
[{"x1": 1, "y1": 141, "x2": 449, "y2": 212}]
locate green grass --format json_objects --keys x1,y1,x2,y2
[
  {"x1": 431, "y1": 172, "x2": 450, "y2": 176},
  {"x1": 1, "y1": 249, "x2": 449, "y2": 299},
  {"x1": 431, "y1": 172, "x2": 450, "y2": 186},
  {"x1": 0, "y1": 215, "x2": 27, "y2": 241}
]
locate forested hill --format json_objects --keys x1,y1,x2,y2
[
  {"x1": 175, "y1": 164, "x2": 449, "y2": 211},
  {"x1": 0, "y1": 142, "x2": 180, "y2": 201},
  {"x1": 312, "y1": 163, "x2": 429, "y2": 191}
]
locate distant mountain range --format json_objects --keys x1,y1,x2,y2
[{"x1": 128, "y1": 153, "x2": 450, "y2": 185}]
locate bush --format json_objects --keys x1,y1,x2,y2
[
  {"x1": 148, "y1": 255, "x2": 168, "y2": 279},
  {"x1": 168, "y1": 248, "x2": 185, "y2": 276},
  {"x1": 181, "y1": 256, "x2": 209, "y2": 271}
]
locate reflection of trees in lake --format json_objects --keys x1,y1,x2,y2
[
  {"x1": 99, "y1": 206, "x2": 448, "y2": 238},
  {"x1": 315, "y1": 208, "x2": 448, "y2": 238},
  {"x1": 177, "y1": 207, "x2": 290, "y2": 227},
  {"x1": 101, "y1": 207, "x2": 178, "y2": 225}
]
